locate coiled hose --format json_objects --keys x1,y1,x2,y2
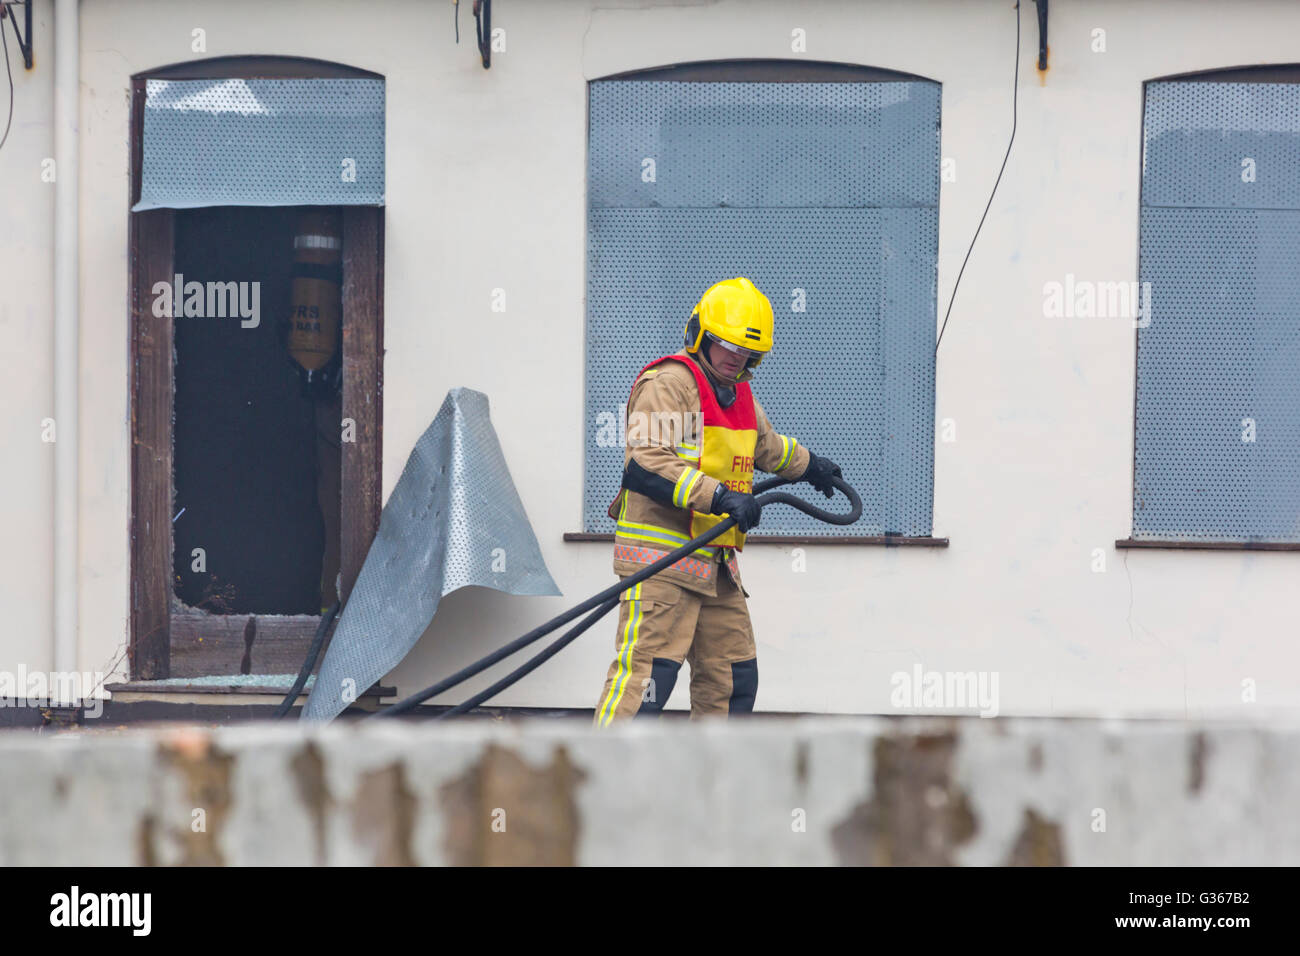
[{"x1": 367, "y1": 473, "x2": 863, "y2": 720}]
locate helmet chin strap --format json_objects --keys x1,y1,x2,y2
[{"x1": 694, "y1": 346, "x2": 743, "y2": 407}]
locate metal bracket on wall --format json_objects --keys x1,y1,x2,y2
[
  {"x1": 453, "y1": 0, "x2": 492, "y2": 69},
  {"x1": 1032, "y1": 0, "x2": 1048, "y2": 71},
  {"x1": 474, "y1": 0, "x2": 491, "y2": 69},
  {"x1": 1, "y1": 0, "x2": 33, "y2": 70}
]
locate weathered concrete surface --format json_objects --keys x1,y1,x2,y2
[{"x1": 2, "y1": 717, "x2": 1298, "y2": 866}]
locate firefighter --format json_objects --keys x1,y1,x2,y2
[{"x1": 594, "y1": 277, "x2": 843, "y2": 724}]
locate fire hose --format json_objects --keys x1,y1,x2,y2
[{"x1": 278, "y1": 474, "x2": 861, "y2": 719}]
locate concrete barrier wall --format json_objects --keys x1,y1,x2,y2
[{"x1": 2, "y1": 717, "x2": 1297, "y2": 866}]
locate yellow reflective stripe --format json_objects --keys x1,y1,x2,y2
[
  {"x1": 776, "y1": 435, "x2": 797, "y2": 471},
  {"x1": 672, "y1": 467, "x2": 705, "y2": 508},
  {"x1": 672, "y1": 469, "x2": 692, "y2": 506},
  {"x1": 616, "y1": 515, "x2": 691, "y2": 543},
  {"x1": 615, "y1": 521, "x2": 717, "y2": 558},
  {"x1": 617, "y1": 523, "x2": 687, "y2": 546},
  {"x1": 683, "y1": 469, "x2": 705, "y2": 504},
  {"x1": 599, "y1": 581, "x2": 643, "y2": 725}
]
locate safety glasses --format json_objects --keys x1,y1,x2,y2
[{"x1": 704, "y1": 331, "x2": 761, "y2": 363}]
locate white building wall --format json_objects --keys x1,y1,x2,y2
[
  {"x1": 2, "y1": 0, "x2": 1299, "y2": 717},
  {"x1": 0, "y1": 0, "x2": 55, "y2": 682}
]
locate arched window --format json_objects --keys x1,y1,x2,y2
[
  {"x1": 1128, "y1": 65, "x2": 1300, "y2": 546},
  {"x1": 583, "y1": 59, "x2": 941, "y2": 541}
]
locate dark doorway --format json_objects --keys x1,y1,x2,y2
[
  {"x1": 129, "y1": 58, "x2": 385, "y2": 681},
  {"x1": 171, "y1": 206, "x2": 342, "y2": 616}
]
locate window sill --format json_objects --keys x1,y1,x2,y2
[
  {"x1": 563, "y1": 532, "x2": 948, "y2": 547},
  {"x1": 1115, "y1": 538, "x2": 1300, "y2": 552}
]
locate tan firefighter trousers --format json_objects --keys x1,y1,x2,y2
[{"x1": 593, "y1": 566, "x2": 757, "y2": 724}]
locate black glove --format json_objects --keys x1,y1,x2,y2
[
  {"x1": 801, "y1": 452, "x2": 842, "y2": 499},
  {"x1": 711, "y1": 486, "x2": 762, "y2": 533}
]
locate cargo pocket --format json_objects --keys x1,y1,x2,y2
[
  {"x1": 615, "y1": 577, "x2": 685, "y2": 661},
  {"x1": 620, "y1": 577, "x2": 682, "y2": 609}
]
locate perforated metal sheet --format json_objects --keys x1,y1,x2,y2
[
  {"x1": 134, "y1": 78, "x2": 385, "y2": 210},
  {"x1": 1136, "y1": 82, "x2": 1300, "y2": 541},
  {"x1": 585, "y1": 80, "x2": 939, "y2": 536},
  {"x1": 589, "y1": 81, "x2": 938, "y2": 209},
  {"x1": 302, "y1": 389, "x2": 560, "y2": 721},
  {"x1": 1143, "y1": 82, "x2": 1300, "y2": 210}
]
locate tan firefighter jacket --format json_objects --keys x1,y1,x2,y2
[{"x1": 607, "y1": 349, "x2": 811, "y2": 596}]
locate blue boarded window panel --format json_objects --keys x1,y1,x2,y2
[
  {"x1": 134, "y1": 78, "x2": 385, "y2": 210},
  {"x1": 584, "y1": 78, "x2": 940, "y2": 536},
  {"x1": 1136, "y1": 81, "x2": 1300, "y2": 541}
]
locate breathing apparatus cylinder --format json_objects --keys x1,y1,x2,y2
[{"x1": 287, "y1": 210, "x2": 343, "y2": 395}]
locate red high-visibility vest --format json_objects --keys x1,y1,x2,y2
[{"x1": 617, "y1": 354, "x2": 758, "y2": 549}]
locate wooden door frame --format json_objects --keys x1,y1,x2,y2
[{"x1": 128, "y1": 58, "x2": 384, "y2": 680}]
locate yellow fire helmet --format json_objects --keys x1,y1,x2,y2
[{"x1": 684, "y1": 277, "x2": 775, "y2": 373}]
